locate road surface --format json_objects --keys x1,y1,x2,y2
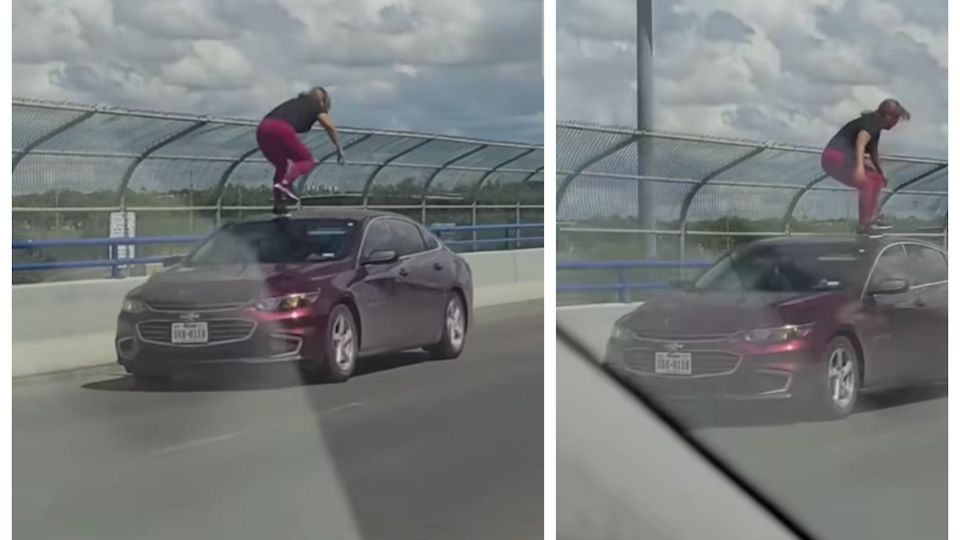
[{"x1": 14, "y1": 301, "x2": 544, "y2": 540}]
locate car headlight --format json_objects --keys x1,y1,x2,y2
[
  {"x1": 121, "y1": 298, "x2": 146, "y2": 314},
  {"x1": 254, "y1": 292, "x2": 320, "y2": 312},
  {"x1": 743, "y1": 323, "x2": 814, "y2": 344},
  {"x1": 609, "y1": 324, "x2": 631, "y2": 341}
]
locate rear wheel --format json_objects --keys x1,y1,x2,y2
[
  {"x1": 426, "y1": 292, "x2": 467, "y2": 360},
  {"x1": 807, "y1": 336, "x2": 861, "y2": 420},
  {"x1": 302, "y1": 304, "x2": 358, "y2": 383}
]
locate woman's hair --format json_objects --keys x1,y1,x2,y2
[
  {"x1": 863, "y1": 98, "x2": 911, "y2": 121},
  {"x1": 299, "y1": 86, "x2": 331, "y2": 111}
]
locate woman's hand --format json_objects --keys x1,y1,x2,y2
[{"x1": 853, "y1": 166, "x2": 867, "y2": 186}]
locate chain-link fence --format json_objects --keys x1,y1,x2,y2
[
  {"x1": 12, "y1": 99, "x2": 544, "y2": 283},
  {"x1": 557, "y1": 122, "x2": 948, "y2": 304}
]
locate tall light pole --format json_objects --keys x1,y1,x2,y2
[
  {"x1": 637, "y1": 0, "x2": 656, "y2": 257},
  {"x1": 637, "y1": 0, "x2": 652, "y2": 130}
]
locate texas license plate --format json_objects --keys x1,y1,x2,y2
[
  {"x1": 171, "y1": 322, "x2": 209, "y2": 344},
  {"x1": 655, "y1": 352, "x2": 692, "y2": 375}
]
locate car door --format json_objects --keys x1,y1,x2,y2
[
  {"x1": 352, "y1": 219, "x2": 404, "y2": 353},
  {"x1": 859, "y1": 244, "x2": 916, "y2": 387},
  {"x1": 904, "y1": 243, "x2": 948, "y2": 381},
  {"x1": 416, "y1": 225, "x2": 457, "y2": 342},
  {"x1": 386, "y1": 219, "x2": 445, "y2": 347}
]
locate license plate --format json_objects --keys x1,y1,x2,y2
[
  {"x1": 655, "y1": 352, "x2": 692, "y2": 375},
  {"x1": 171, "y1": 322, "x2": 208, "y2": 344}
]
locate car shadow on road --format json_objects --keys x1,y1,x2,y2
[
  {"x1": 676, "y1": 383, "x2": 948, "y2": 430},
  {"x1": 81, "y1": 351, "x2": 435, "y2": 393}
]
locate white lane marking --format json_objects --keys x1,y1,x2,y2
[
  {"x1": 143, "y1": 432, "x2": 242, "y2": 458},
  {"x1": 321, "y1": 401, "x2": 364, "y2": 415}
]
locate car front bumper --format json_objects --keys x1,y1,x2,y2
[
  {"x1": 602, "y1": 338, "x2": 820, "y2": 402},
  {"x1": 115, "y1": 308, "x2": 330, "y2": 372}
]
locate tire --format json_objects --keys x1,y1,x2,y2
[
  {"x1": 806, "y1": 336, "x2": 861, "y2": 420},
  {"x1": 303, "y1": 304, "x2": 358, "y2": 383},
  {"x1": 426, "y1": 292, "x2": 467, "y2": 360}
]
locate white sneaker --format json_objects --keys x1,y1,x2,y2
[{"x1": 273, "y1": 183, "x2": 300, "y2": 202}]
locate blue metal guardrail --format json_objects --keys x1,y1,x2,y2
[
  {"x1": 558, "y1": 260, "x2": 714, "y2": 302},
  {"x1": 13, "y1": 223, "x2": 544, "y2": 275}
]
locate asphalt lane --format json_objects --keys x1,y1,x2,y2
[
  {"x1": 13, "y1": 301, "x2": 544, "y2": 540},
  {"x1": 558, "y1": 310, "x2": 946, "y2": 540},
  {"x1": 687, "y1": 386, "x2": 947, "y2": 540},
  {"x1": 603, "y1": 381, "x2": 947, "y2": 540}
]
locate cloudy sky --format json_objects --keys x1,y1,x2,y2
[
  {"x1": 559, "y1": 0, "x2": 947, "y2": 158},
  {"x1": 13, "y1": 0, "x2": 544, "y2": 143}
]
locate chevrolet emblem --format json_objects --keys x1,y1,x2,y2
[
  {"x1": 664, "y1": 342, "x2": 683, "y2": 352},
  {"x1": 179, "y1": 312, "x2": 201, "y2": 321}
]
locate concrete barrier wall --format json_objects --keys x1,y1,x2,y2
[
  {"x1": 13, "y1": 249, "x2": 544, "y2": 377},
  {"x1": 556, "y1": 302, "x2": 644, "y2": 361}
]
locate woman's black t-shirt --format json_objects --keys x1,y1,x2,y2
[
  {"x1": 826, "y1": 114, "x2": 881, "y2": 158},
  {"x1": 263, "y1": 95, "x2": 323, "y2": 133}
]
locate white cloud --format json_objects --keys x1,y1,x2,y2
[
  {"x1": 114, "y1": 0, "x2": 237, "y2": 40},
  {"x1": 12, "y1": 0, "x2": 543, "y2": 142},
  {"x1": 559, "y1": 0, "x2": 946, "y2": 157},
  {"x1": 161, "y1": 41, "x2": 255, "y2": 90}
]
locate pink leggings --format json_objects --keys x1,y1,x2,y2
[
  {"x1": 256, "y1": 119, "x2": 318, "y2": 194},
  {"x1": 820, "y1": 148, "x2": 887, "y2": 227}
]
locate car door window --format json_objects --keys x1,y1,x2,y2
[
  {"x1": 362, "y1": 220, "x2": 394, "y2": 257},
  {"x1": 906, "y1": 245, "x2": 947, "y2": 286},
  {"x1": 389, "y1": 220, "x2": 427, "y2": 257},
  {"x1": 869, "y1": 244, "x2": 910, "y2": 287}
]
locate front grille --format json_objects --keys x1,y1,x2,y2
[
  {"x1": 146, "y1": 300, "x2": 250, "y2": 312},
  {"x1": 137, "y1": 319, "x2": 256, "y2": 345},
  {"x1": 624, "y1": 349, "x2": 740, "y2": 376},
  {"x1": 630, "y1": 330, "x2": 738, "y2": 341}
]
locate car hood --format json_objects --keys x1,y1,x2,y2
[
  {"x1": 136, "y1": 262, "x2": 345, "y2": 305},
  {"x1": 618, "y1": 289, "x2": 842, "y2": 336}
]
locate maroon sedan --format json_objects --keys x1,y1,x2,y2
[
  {"x1": 116, "y1": 209, "x2": 473, "y2": 384},
  {"x1": 603, "y1": 236, "x2": 947, "y2": 419}
]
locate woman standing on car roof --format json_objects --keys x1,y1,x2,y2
[
  {"x1": 257, "y1": 86, "x2": 345, "y2": 206},
  {"x1": 820, "y1": 98, "x2": 910, "y2": 238}
]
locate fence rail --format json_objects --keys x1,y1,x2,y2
[
  {"x1": 556, "y1": 122, "x2": 947, "y2": 235},
  {"x1": 558, "y1": 260, "x2": 712, "y2": 302},
  {"x1": 13, "y1": 99, "x2": 544, "y2": 209},
  {"x1": 14, "y1": 223, "x2": 544, "y2": 275}
]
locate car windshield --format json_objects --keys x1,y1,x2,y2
[
  {"x1": 186, "y1": 219, "x2": 358, "y2": 266},
  {"x1": 694, "y1": 244, "x2": 867, "y2": 293}
]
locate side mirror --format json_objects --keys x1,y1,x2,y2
[
  {"x1": 162, "y1": 255, "x2": 183, "y2": 268},
  {"x1": 868, "y1": 277, "x2": 909, "y2": 296},
  {"x1": 361, "y1": 250, "x2": 399, "y2": 266}
]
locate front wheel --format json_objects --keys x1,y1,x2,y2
[
  {"x1": 806, "y1": 336, "x2": 861, "y2": 420},
  {"x1": 426, "y1": 293, "x2": 467, "y2": 360},
  {"x1": 302, "y1": 305, "x2": 358, "y2": 383}
]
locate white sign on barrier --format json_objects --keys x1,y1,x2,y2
[{"x1": 109, "y1": 212, "x2": 136, "y2": 268}]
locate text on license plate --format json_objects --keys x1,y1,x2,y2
[
  {"x1": 171, "y1": 322, "x2": 209, "y2": 344},
  {"x1": 655, "y1": 352, "x2": 692, "y2": 375}
]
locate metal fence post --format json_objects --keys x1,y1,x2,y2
[
  {"x1": 617, "y1": 268, "x2": 627, "y2": 303},
  {"x1": 515, "y1": 202, "x2": 521, "y2": 249},
  {"x1": 679, "y1": 225, "x2": 687, "y2": 262},
  {"x1": 471, "y1": 201, "x2": 478, "y2": 252},
  {"x1": 111, "y1": 198, "x2": 126, "y2": 279}
]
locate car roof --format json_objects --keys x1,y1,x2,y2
[{"x1": 237, "y1": 207, "x2": 412, "y2": 225}]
